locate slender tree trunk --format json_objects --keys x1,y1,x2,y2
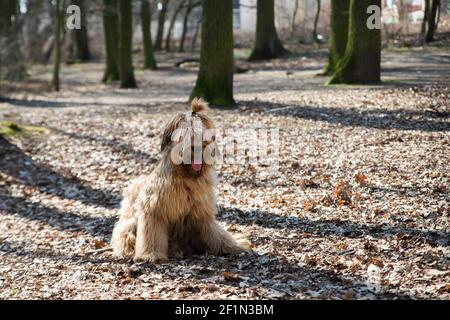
[
  {"x1": 141, "y1": 0, "x2": 157, "y2": 69},
  {"x1": 291, "y1": 0, "x2": 299, "y2": 36},
  {"x1": 102, "y1": 0, "x2": 120, "y2": 82},
  {"x1": 165, "y1": 0, "x2": 187, "y2": 52},
  {"x1": 179, "y1": 0, "x2": 201, "y2": 52},
  {"x1": 426, "y1": 0, "x2": 441, "y2": 42},
  {"x1": 328, "y1": 0, "x2": 381, "y2": 84},
  {"x1": 248, "y1": 0, "x2": 289, "y2": 61},
  {"x1": 69, "y1": 0, "x2": 91, "y2": 62},
  {"x1": 190, "y1": 17, "x2": 201, "y2": 50},
  {"x1": 190, "y1": 0, "x2": 234, "y2": 107},
  {"x1": 422, "y1": 0, "x2": 430, "y2": 33},
  {"x1": 322, "y1": 0, "x2": 350, "y2": 76},
  {"x1": 313, "y1": 0, "x2": 321, "y2": 43},
  {"x1": 118, "y1": 0, "x2": 137, "y2": 88},
  {"x1": 53, "y1": 0, "x2": 62, "y2": 91},
  {"x1": 154, "y1": 0, "x2": 170, "y2": 50}
]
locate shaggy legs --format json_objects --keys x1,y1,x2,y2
[
  {"x1": 198, "y1": 220, "x2": 250, "y2": 255},
  {"x1": 134, "y1": 214, "x2": 169, "y2": 263}
]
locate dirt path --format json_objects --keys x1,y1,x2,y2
[{"x1": 0, "y1": 49, "x2": 449, "y2": 299}]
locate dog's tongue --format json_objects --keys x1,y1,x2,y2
[{"x1": 191, "y1": 163, "x2": 202, "y2": 171}]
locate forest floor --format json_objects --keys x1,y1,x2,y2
[{"x1": 0, "y1": 45, "x2": 449, "y2": 299}]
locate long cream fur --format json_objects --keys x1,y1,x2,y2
[{"x1": 111, "y1": 99, "x2": 250, "y2": 263}]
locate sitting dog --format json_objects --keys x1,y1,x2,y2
[{"x1": 111, "y1": 98, "x2": 250, "y2": 263}]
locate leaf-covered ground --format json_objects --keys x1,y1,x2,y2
[{"x1": 0, "y1": 48, "x2": 449, "y2": 299}]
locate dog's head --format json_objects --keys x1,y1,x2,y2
[{"x1": 161, "y1": 98, "x2": 216, "y2": 178}]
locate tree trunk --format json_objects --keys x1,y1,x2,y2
[
  {"x1": 118, "y1": 0, "x2": 137, "y2": 88},
  {"x1": 248, "y1": 0, "x2": 289, "y2": 61},
  {"x1": 165, "y1": 0, "x2": 187, "y2": 52},
  {"x1": 328, "y1": 0, "x2": 381, "y2": 84},
  {"x1": 291, "y1": 0, "x2": 299, "y2": 36},
  {"x1": 154, "y1": 0, "x2": 170, "y2": 50},
  {"x1": 190, "y1": 0, "x2": 234, "y2": 107},
  {"x1": 102, "y1": 0, "x2": 120, "y2": 82},
  {"x1": 422, "y1": 0, "x2": 430, "y2": 33},
  {"x1": 69, "y1": 0, "x2": 91, "y2": 62},
  {"x1": 313, "y1": 0, "x2": 321, "y2": 43},
  {"x1": 179, "y1": 0, "x2": 200, "y2": 52},
  {"x1": 141, "y1": 0, "x2": 157, "y2": 69},
  {"x1": 53, "y1": 0, "x2": 62, "y2": 91},
  {"x1": 426, "y1": 0, "x2": 441, "y2": 42},
  {"x1": 190, "y1": 17, "x2": 201, "y2": 50},
  {"x1": 0, "y1": 0, "x2": 27, "y2": 81},
  {"x1": 322, "y1": 0, "x2": 350, "y2": 76}
]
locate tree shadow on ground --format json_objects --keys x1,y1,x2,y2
[
  {"x1": 217, "y1": 207, "x2": 449, "y2": 248},
  {"x1": 0, "y1": 136, "x2": 120, "y2": 209},
  {"x1": 0, "y1": 186, "x2": 115, "y2": 239},
  {"x1": 240, "y1": 100, "x2": 450, "y2": 132},
  {"x1": 48, "y1": 127, "x2": 159, "y2": 166}
]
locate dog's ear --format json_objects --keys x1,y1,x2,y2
[{"x1": 161, "y1": 114, "x2": 184, "y2": 151}]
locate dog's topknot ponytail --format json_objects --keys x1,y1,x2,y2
[{"x1": 191, "y1": 97, "x2": 209, "y2": 114}]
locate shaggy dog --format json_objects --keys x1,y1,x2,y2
[{"x1": 111, "y1": 98, "x2": 250, "y2": 263}]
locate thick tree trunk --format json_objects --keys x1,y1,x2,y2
[
  {"x1": 313, "y1": 0, "x2": 321, "y2": 43},
  {"x1": 53, "y1": 0, "x2": 62, "y2": 91},
  {"x1": 69, "y1": 0, "x2": 91, "y2": 62},
  {"x1": 322, "y1": 0, "x2": 350, "y2": 76},
  {"x1": 328, "y1": 0, "x2": 381, "y2": 84},
  {"x1": 0, "y1": 0, "x2": 27, "y2": 81},
  {"x1": 248, "y1": 0, "x2": 289, "y2": 61},
  {"x1": 102, "y1": 0, "x2": 120, "y2": 82},
  {"x1": 141, "y1": 0, "x2": 157, "y2": 69},
  {"x1": 426, "y1": 0, "x2": 441, "y2": 42},
  {"x1": 165, "y1": 0, "x2": 187, "y2": 52},
  {"x1": 118, "y1": 0, "x2": 137, "y2": 88},
  {"x1": 154, "y1": 0, "x2": 170, "y2": 50},
  {"x1": 190, "y1": 0, "x2": 234, "y2": 107},
  {"x1": 422, "y1": 0, "x2": 430, "y2": 33}
]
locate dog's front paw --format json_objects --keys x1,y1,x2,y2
[
  {"x1": 133, "y1": 252, "x2": 167, "y2": 264},
  {"x1": 235, "y1": 235, "x2": 252, "y2": 251}
]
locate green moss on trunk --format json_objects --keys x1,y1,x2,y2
[
  {"x1": 190, "y1": 0, "x2": 234, "y2": 107},
  {"x1": 118, "y1": 0, "x2": 137, "y2": 88},
  {"x1": 322, "y1": 0, "x2": 350, "y2": 76},
  {"x1": 102, "y1": 0, "x2": 120, "y2": 82},
  {"x1": 248, "y1": 0, "x2": 289, "y2": 61},
  {"x1": 141, "y1": 0, "x2": 157, "y2": 69},
  {"x1": 327, "y1": 0, "x2": 381, "y2": 85}
]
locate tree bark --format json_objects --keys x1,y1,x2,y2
[
  {"x1": 322, "y1": 0, "x2": 350, "y2": 76},
  {"x1": 248, "y1": 0, "x2": 289, "y2": 61},
  {"x1": 118, "y1": 0, "x2": 137, "y2": 88},
  {"x1": 165, "y1": 0, "x2": 187, "y2": 52},
  {"x1": 190, "y1": 0, "x2": 234, "y2": 107},
  {"x1": 422, "y1": 0, "x2": 430, "y2": 33},
  {"x1": 179, "y1": 0, "x2": 200, "y2": 52},
  {"x1": 328, "y1": 0, "x2": 381, "y2": 84},
  {"x1": 53, "y1": 0, "x2": 62, "y2": 91},
  {"x1": 313, "y1": 0, "x2": 321, "y2": 43},
  {"x1": 69, "y1": 0, "x2": 91, "y2": 62},
  {"x1": 426, "y1": 0, "x2": 441, "y2": 42},
  {"x1": 102, "y1": 0, "x2": 120, "y2": 82},
  {"x1": 141, "y1": 0, "x2": 157, "y2": 69},
  {"x1": 154, "y1": 0, "x2": 170, "y2": 50}
]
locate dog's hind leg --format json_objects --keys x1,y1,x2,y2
[
  {"x1": 134, "y1": 213, "x2": 169, "y2": 263},
  {"x1": 198, "y1": 219, "x2": 251, "y2": 255}
]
